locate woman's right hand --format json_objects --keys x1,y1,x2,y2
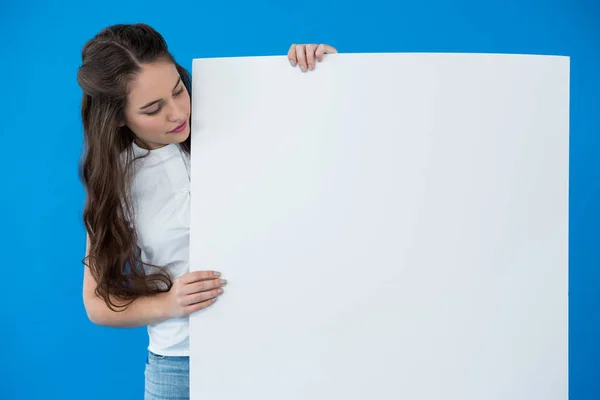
[{"x1": 165, "y1": 270, "x2": 226, "y2": 318}]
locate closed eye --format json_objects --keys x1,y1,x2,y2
[
  {"x1": 145, "y1": 86, "x2": 185, "y2": 116},
  {"x1": 146, "y1": 107, "x2": 161, "y2": 116},
  {"x1": 174, "y1": 86, "x2": 185, "y2": 96}
]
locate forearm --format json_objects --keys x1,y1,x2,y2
[{"x1": 84, "y1": 291, "x2": 172, "y2": 328}]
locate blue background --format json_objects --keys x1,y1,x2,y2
[{"x1": 1, "y1": 0, "x2": 598, "y2": 398}]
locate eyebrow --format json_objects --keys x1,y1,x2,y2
[{"x1": 138, "y1": 77, "x2": 182, "y2": 111}]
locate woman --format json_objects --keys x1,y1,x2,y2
[{"x1": 76, "y1": 23, "x2": 337, "y2": 399}]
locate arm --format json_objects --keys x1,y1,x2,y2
[
  {"x1": 82, "y1": 234, "x2": 224, "y2": 328},
  {"x1": 82, "y1": 234, "x2": 171, "y2": 328}
]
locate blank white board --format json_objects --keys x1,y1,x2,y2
[{"x1": 189, "y1": 53, "x2": 569, "y2": 400}]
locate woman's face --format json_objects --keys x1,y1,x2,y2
[{"x1": 123, "y1": 59, "x2": 191, "y2": 149}]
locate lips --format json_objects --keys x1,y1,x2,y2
[{"x1": 168, "y1": 120, "x2": 187, "y2": 133}]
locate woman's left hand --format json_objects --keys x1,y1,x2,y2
[{"x1": 288, "y1": 44, "x2": 338, "y2": 72}]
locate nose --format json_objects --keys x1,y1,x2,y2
[{"x1": 167, "y1": 101, "x2": 186, "y2": 122}]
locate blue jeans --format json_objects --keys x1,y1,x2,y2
[{"x1": 144, "y1": 351, "x2": 190, "y2": 399}]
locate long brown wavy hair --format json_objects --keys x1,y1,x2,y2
[{"x1": 77, "y1": 23, "x2": 191, "y2": 311}]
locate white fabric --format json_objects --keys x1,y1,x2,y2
[{"x1": 126, "y1": 141, "x2": 191, "y2": 356}]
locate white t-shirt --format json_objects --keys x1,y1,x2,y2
[{"x1": 126, "y1": 141, "x2": 191, "y2": 356}]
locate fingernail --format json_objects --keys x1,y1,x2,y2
[
  {"x1": 290, "y1": 60, "x2": 296, "y2": 67},
  {"x1": 214, "y1": 271, "x2": 221, "y2": 277},
  {"x1": 220, "y1": 279, "x2": 227, "y2": 285},
  {"x1": 218, "y1": 288, "x2": 224, "y2": 294},
  {"x1": 309, "y1": 65, "x2": 314, "y2": 71},
  {"x1": 212, "y1": 297, "x2": 218, "y2": 303},
  {"x1": 300, "y1": 66, "x2": 306, "y2": 72}
]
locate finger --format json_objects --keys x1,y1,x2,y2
[
  {"x1": 181, "y1": 278, "x2": 227, "y2": 295},
  {"x1": 179, "y1": 270, "x2": 220, "y2": 284},
  {"x1": 315, "y1": 44, "x2": 338, "y2": 62},
  {"x1": 305, "y1": 44, "x2": 317, "y2": 70},
  {"x1": 181, "y1": 287, "x2": 224, "y2": 307},
  {"x1": 287, "y1": 44, "x2": 297, "y2": 67},
  {"x1": 183, "y1": 297, "x2": 219, "y2": 316},
  {"x1": 295, "y1": 44, "x2": 308, "y2": 72}
]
